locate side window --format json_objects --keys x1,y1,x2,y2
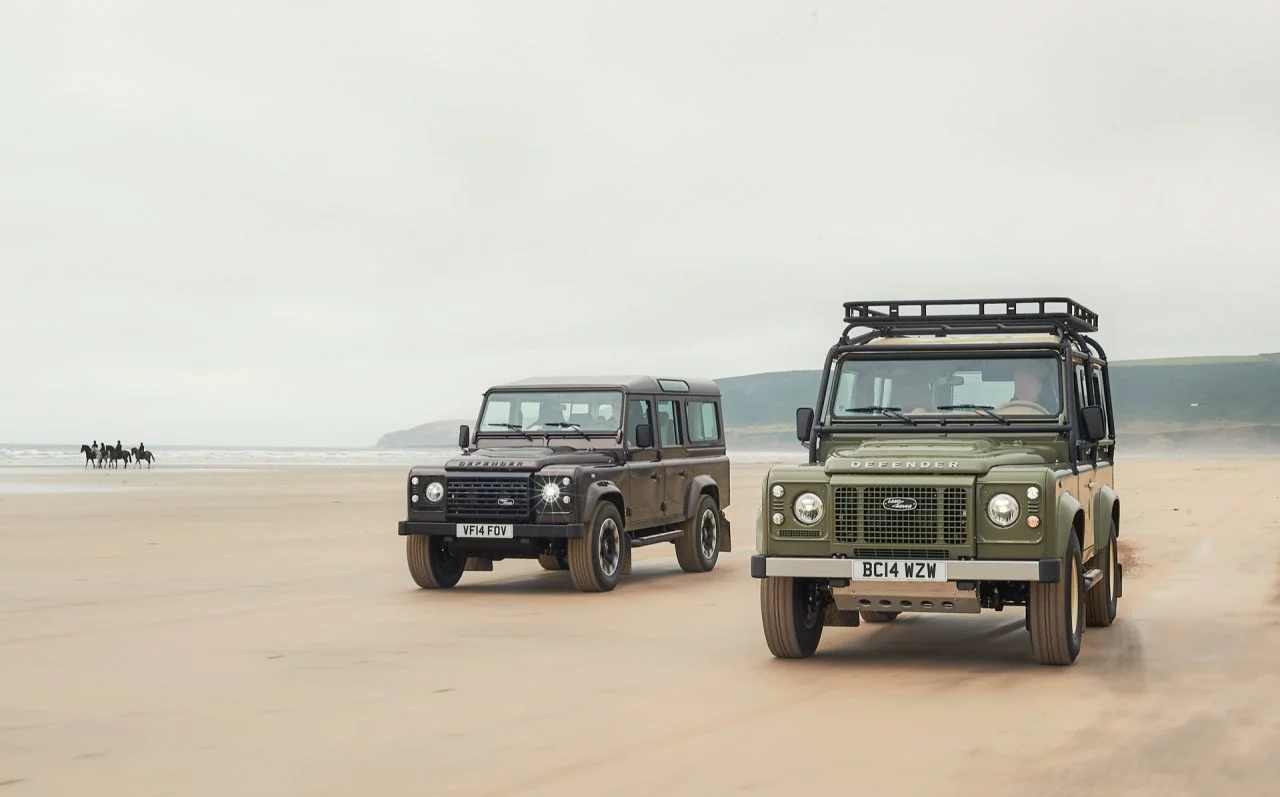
[
  {"x1": 1072, "y1": 362, "x2": 1089, "y2": 411},
  {"x1": 656, "y1": 399, "x2": 681, "y2": 447},
  {"x1": 686, "y1": 400, "x2": 721, "y2": 445},
  {"x1": 1089, "y1": 364, "x2": 1110, "y2": 429},
  {"x1": 626, "y1": 398, "x2": 652, "y2": 446}
]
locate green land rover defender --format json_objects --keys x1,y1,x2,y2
[{"x1": 750, "y1": 297, "x2": 1122, "y2": 666}]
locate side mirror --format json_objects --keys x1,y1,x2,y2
[
  {"x1": 1078, "y1": 406, "x2": 1106, "y2": 442},
  {"x1": 796, "y1": 407, "x2": 814, "y2": 442},
  {"x1": 634, "y1": 423, "x2": 654, "y2": 449},
  {"x1": 457, "y1": 424, "x2": 471, "y2": 450}
]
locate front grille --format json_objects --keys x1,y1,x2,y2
[
  {"x1": 444, "y1": 476, "x2": 532, "y2": 521},
  {"x1": 853, "y1": 547, "x2": 951, "y2": 560},
  {"x1": 776, "y1": 528, "x2": 824, "y2": 539},
  {"x1": 831, "y1": 485, "x2": 970, "y2": 549}
]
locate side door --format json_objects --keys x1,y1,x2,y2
[
  {"x1": 1070, "y1": 357, "x2": 1097, "y2": 557},
  {"x1": 655, "y1": 397, "x2": 687, "y2": 522},
  {"x1": 1087, "y1": 360, "x2": 1116, "y2": 536},
  {"x1": 624, "y1": 395, "x2": 663, "y2": 529}
]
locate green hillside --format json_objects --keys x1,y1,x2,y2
[{"x1": 715, "y1": 353, "x2": 1280, "y2": 450}]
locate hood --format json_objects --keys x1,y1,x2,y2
[
  {"x1": 823, "y1": 437, "x2": 1049, "y2": 476},
  {"x1": 445, "y1": 445, "x2": 618, "y2": 472}
]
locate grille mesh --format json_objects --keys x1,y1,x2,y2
[
  {"x1": 830, "y1": 485, "x2": 970, "y2": 549},
  {"x1": 834, "y1": 487, "x2": 857, "y2": 544},
  {"x1": 445, "y1": 476, "x2": 532, "y2": 521}
]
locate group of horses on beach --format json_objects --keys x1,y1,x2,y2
[{"x1": 80, "y1": 441, "x2": 155, "y2": 468}]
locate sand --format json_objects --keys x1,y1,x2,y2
[{"x1": 2, "y1": 459, "x2": 1279, "y2": 796}]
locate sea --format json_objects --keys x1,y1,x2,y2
[{"x1": 0, "y1": 443, "x2": 805, "y2": 471}]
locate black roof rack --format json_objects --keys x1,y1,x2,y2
[{"x1": 841, "y1": 297, "x2": 1099, "y2": 335}]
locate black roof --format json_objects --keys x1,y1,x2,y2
[{"x1": 486, "y1": 375, "x2": 721, "y2": 396}]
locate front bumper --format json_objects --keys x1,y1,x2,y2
[
  {"x1": 749, "y1": 554, "x2": 1061, "y2": 583},
  {"x1": 398, "y1": 520, "x2": 586, "y2": 539}
]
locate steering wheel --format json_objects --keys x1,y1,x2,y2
[{"x1": 995, "y1": 399, "x2": 1050, "y2": 414}]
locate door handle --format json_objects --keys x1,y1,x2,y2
[
  {"x1": 650, "y1": 473, "x2": 660, "y2": 481},
  {"x1": 677, "y1": 470, "x2": 687, "y2": 477}
]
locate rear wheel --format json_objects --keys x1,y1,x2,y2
[
  {"x1": 537, "y1": 551, "x2": 567, "y2": 571},
  {"x1": 675, "y1": 493, "x2": 720, "y2": 573},
  {"x1": 859, "y1": 610, "x2": 900, "y2": 623},
  {"x1": 1085, "y1": 523, "x2": 1119, "y2": 627},
  {"x1": 760, "y1": 576, "x2": 826, "y2": 658},
  {"x1": 1028, "y1": 532, "x2": 1084, "y2": 665},
  {"x1": 406, "y1": 535, "x2": 466, "y2": 589},
  {"x1": 567, "y1": 502, "x2": 624, "y2": 592}
]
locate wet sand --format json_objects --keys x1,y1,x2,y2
[{"x1": 2, "y1": 459, "x2": 1279, "y2": 796}]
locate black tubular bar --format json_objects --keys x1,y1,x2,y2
[
  {"x1": 811, "y1": 423, "x2": 1071, "y2": 436},
  {"x1": 841, "y1": 297, "x2": 1099, "y2": 334}
]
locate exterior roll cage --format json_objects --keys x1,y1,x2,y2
[{"x1": 803, "y1": 297, "x2": 1116, "y2": 473}]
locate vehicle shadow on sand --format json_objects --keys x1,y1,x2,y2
[
  {"x1": 801, "y1": 612, "x2": 1148, "y2": 674},
  {"x1": 407, "y1": 557, "x2": 730, "y2": 597}
]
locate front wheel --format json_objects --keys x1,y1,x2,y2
[
  {"x1": 406, "y1": 535, "x2": 466, "y2": 589},
  {"x1": 1028, "y1": 533, "x2": 1085, "y2": 665},
  {"x1": 675, "y1": 493, "x2": 720, "y2": 573},
  {"x1": 567, "y1": 502, "x2": 625, "y2": 592},
  {"x1": 760, "y1": 576, "x2": 826, "y2": 658}
]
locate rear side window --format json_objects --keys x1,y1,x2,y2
[{"x1": 685, "y1": 400, "x2": 721, "y2": 444}]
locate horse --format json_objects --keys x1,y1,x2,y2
[
  {"x1": 131, "y1": 447, "x2": 154, "y2": 468},
  {"x1": 80, "y1": 444, "x2": 99, "y2": 468},
  {"x1": 101, "y1": 445, "x2": 130, "y2": 468}
]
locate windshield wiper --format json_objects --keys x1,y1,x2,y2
[
  {"x1": 840, "y1": 405, "x2": 917, "y2": 425},
  {"x1": 487, "y1": 423, "x2": 536, "y2": 440},
  {"x1": 936, "y1": 404, "x2": 1010, "y2": 424},
  {"x1": 545, "y1": 422, "x2": 592, "y2": 441}
]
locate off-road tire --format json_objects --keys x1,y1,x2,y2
[
  {"x1": 537, "y1": 552, "x2": 567, "y2": 571},
  {"x1": 760, "y1": 576, "x2": 825, "y2": 658},
  {"x1": 406, "y1": 535, "x2": 466, "y2": 589},
  {"x1": 1085, "y1": 521, "x2": 1119, "y2": 627},
  {"x1": 859, "y1": 610, "x2": 900, "y2": 623},
  {"x1": 567, "y1": 502, "x2": 624, "y2": 592},
  {"x1": 674, "y1": 493, "x2": 720, "y2": 573},
  {"x1": 1028, "y1": 532, "x2": 1085, "y2": 665}
]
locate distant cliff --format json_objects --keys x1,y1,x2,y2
[{"x1": 375, "y1": 419, "x2": 470, "y2": 449}]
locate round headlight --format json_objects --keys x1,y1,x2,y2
[
  {"x1": 424, "y1": 481, "x2": 444, "y2": 503},
  {"x1": 793, "y1": 492, "x2": 824, "y2": 525},
  {"x1": 986, "y1": 493, "x2": 1020, "y2": 527},
  {"x1": 541, "y1": 481, "x2": 562, "y2": 502}
]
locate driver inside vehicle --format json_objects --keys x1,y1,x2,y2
[{"x1": 999, "y1": 360, "x2": 1057, "y2": 414}]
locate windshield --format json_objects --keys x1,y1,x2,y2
[
  {"x1": 829, "y1": 355, "x2": 1063, "y2": 421},
  {"x1": 478, "y1": 389, "x2": 623, "y2": 434}
]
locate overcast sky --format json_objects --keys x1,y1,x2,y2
[{"x1": 2, "y1": 1, "x2": 1278, "y2": 447}]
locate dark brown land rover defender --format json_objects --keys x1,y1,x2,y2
[{"x1": 397, "y1": 376, "x2": 732, "y2": 592}]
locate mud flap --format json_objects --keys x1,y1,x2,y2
[
  {"x1": 718, "y1": 512, "x2": 733, "y2": 553},
  {"x1": 824, "y1": 602, "x2": 861, "y2": 627},
  {"x1": 464, "y1": 556, "x2": 493, "y2": 572},
  {"x1": 620, "y1": 533, "x2": 632, "y2": 576}
]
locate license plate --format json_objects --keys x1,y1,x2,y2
[
  {"x1": 851, "y1": 558, "x2": 947, "y2": 582},
  {"x1": 455, "y1": 523, "x2": 513, "y2": 539}
]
